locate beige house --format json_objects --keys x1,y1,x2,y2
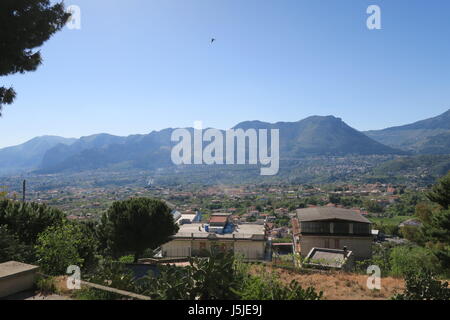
[
  {"x1": 295, "y1": 207, "x2": 373, "y2": 260},
  {"x1": 162, "y1": 213, "x2": 266, "y2": 260}
]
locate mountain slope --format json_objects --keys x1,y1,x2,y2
[
  {"x1": 0, "y1": 136, "x2": 76, "y2": 175},
  {"x1": 235, "y1": 116, "x2": 401, "y2": 157},
  {"x1": 37, "y1": 116, "x2": 403, "y2": 173},
  {"x1": 40, "y1": 133, "x2": 128, "y2": 170},
  {"x1": 364, "y1": 109, "x2": 450, "y2": 152}
]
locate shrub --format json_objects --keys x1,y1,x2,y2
[
  {"x1": 35, "y1": 222, "x2": 97, "y2": 275},
  {"x1": 35, "y1": 276, "x2": 57, "y2": 295},
  {"x1": 390, "y1": 245, "x2": 440, "y2": 277},
  {"x1": 393, "y1": 271, "x2": 450, "y2": 300}
]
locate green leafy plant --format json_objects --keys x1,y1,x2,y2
[{"x1": 393, "y1": 271, "x2": 450, "y2": 300}]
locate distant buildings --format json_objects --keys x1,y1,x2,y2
[{"x1": 295, "y1": 207, "x2": 373, "y2": 260}]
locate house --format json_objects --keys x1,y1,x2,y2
[
  {"x1": 296, "y1": 207, "x2": 373, "y2": 260},
  {"x1": 161, "y1": 213, "x2": 266, "y2": 260}
]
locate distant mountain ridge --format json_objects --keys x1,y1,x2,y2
[
  {"x1": 35, "y1": 115, "x2": 402, "y2": 174},
  {"x1": 3, "y1": 111, "x2": 449, "y2": 176},
  {"x1": 364, "y1": 109, "x2": 450, "y2": 153},
  {"x1": 234, "y1": 116, "x2": 400, "y2": 157},
  {"x1": 0, "y1": 136, "x2": 76, "y2": 175}
]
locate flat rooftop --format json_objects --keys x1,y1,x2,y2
[{"x1": 172, "y1": 223, "x2": 265, "y2": 240}]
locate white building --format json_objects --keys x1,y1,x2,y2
[{"x1": 162, "y1": 213, "x2": 266, "y2": 260}]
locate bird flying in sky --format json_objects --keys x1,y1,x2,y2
[{"x1": 211, "y1": 38, "x2": 215, "y2": 44}]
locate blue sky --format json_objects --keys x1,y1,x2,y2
[{"x1": 1, "y1": 0, "x2": 450, "y2": 148}]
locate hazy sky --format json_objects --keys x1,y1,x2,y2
[{"x1": 1, "y1": 0, "x2": 450, "y2": 148}]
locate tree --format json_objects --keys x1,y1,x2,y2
[
  {"x1": 422, "y1": 209, "x2": 450, "y2": 269},
  {"x1": 0, "y1": 200, "x2": 65, "y2": 245},
  {"x1": 102, "y1": 198, "x2": 178, "y2": 262},
  {"x1": 0, "y1": 225, "x2": 33, "y2": 263},
  {"x1": 422, "y1": 172, "x2": 450, "y2": 269},
  {"x1": 0, "y1": 0, "x2": 70, "y2": 115},
  {"x1": 427, "y1": 171, "x2": 450, "y2": 209},
  {"x1": 390, "y1": 245, "x2": 441, "y2": 277},
  {"x1": 35, "y1": 222, "x2": 97, "y2": 276}
]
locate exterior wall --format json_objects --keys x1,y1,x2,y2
[
  {"x1": 0, "y1": 271, "x2": 37, "y2": 298},
  {"x1": 162, "y1": 240, "x2": 192, "y2": 257},
  {"x1": 234, "y1": 240, "x2": 266, "y2": 260},
  {"x1": 299, "y1": 235, "x2": 372, "y2": 260},
  {"x1": 162, "y1": 239, "x2": 266, "y2": 260}
]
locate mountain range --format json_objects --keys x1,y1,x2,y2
[
  {"x1": 0, "y1": 110, "x2": 449, "y2": 176},
  {"x1": 364, "y1": 109, "x2": 450, "y2": 153}
]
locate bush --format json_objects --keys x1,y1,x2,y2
[
  {"x1": 118, "y1": 255, "x2": 135, "y2": 263},
  {"x1": 35, "y1": 276, "x2": 57, "y2": 295},
  {"x1": 35, "y1": 222, "x2": 97, "y2": 276},
  {"x1": 236, "y1": 271, "x2": 323, "y2": 300},
  {"x1": 0, "y1": 225, "x2": 34, "y2": 263},
  {"x1": 390, "y1": 245, "x2": 440, "y2": 277},
  {"x1": 393, "y1": 271, "x2": 450, "y2": 300}
]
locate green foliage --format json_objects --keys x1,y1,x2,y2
[
  {"x1": 364, "y1": 200, "x2": 384, "y2": 214},
  {"x1": 141, "y1": 251, "x2": 242, "y2": 300},
  {"x1": 236, "y1": 270, "x2": 322, "y2": 300},
  {"x1": 76, "y1": 259, "x2": 137, "y2": 300},
  {"x1": 118, "y1": 255, "x2": 135, "y2": 263},
  {"x1": 399, "y1": 225, "x2": 424, "y2": 244},
  {"x1": 102, "y1": 198, "x2": 178, "y2": 262},
  {"x1": 0, "y1": 199, "x2": 65, "y2": 245},
  {"x1": 393, "y1": 271, "x2": 450, "y2": 300},
  {"x1": 35, "y1": 222, "x2": 97, "y2": 276},
  {"x1": 390, "y1": 245, "x2": 440, "y2": 278},
  {"x1": 35, "y1": 276, "x2": 57, "y2": 295},
  {"x1": 356, "y1": 243, "x2": 394, "y2": 276},
  {"x1": 0, "y1": 225, "x2": 33, "y2": 263},
  {"x1": 427, "y1": 171, "x2": 450, "y2": 209},
  {"x1": 0, "y1": 0, "x2": 70, "y2": 113},
  {"x1": 138, "y1": 252, "x2": 322, "y2": 300}
]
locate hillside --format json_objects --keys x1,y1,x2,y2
[
  {"x1": 37, "y1": 116, "x2": 402, "y2": 174},
  {"x1": 0, "y1": 136, "x2": 76, "y2": 175},
  {"x1": 364, "y1": 109, "x2": 450, "y2": 153},
  {"x1": 235, "y1": 116, "x2": 401, "y2": 158},
  {"x1": 372, "y1": 154, "x2": 450, "y2": 178}
]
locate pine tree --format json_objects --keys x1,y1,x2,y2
[
  {"x1": 0, "y1": 0, "x2": 70, "y2": 115},
  {"x1": 427, "y1": 172, "x2": 450, "y2": 209}
]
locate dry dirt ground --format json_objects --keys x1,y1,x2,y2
[{"x1": 251, "y1": 265, "x2": 405, "y2": 300}]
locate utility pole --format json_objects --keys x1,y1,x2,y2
[{"x1": 22, "y1": 180, "x2": 26, "y2": 203}]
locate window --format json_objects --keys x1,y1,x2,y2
[
  {"x1": 353, "y1": 223, "x2": 370, "y2": 235},
  {"x1": 302, "y1": 222, "x2": 330, "y2": 233},
  {"x1": 334, "y1": 222, "x2": 349, "y2": 234}
]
